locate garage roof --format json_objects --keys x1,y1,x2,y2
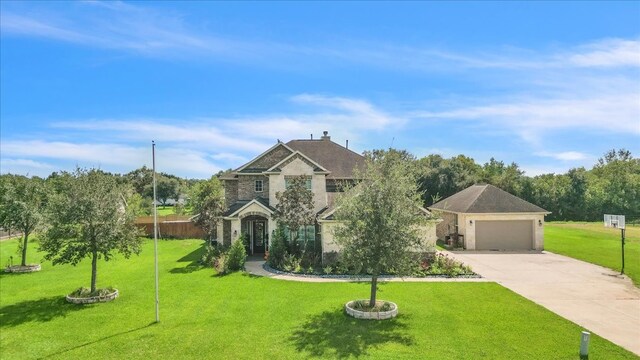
[{"x1": 429, "y1": 184, "x2": 548, "y2": 214}]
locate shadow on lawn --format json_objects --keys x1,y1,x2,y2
[
  {"x1": 169, "y1": 243, "x2": 206, "y2": 274},
  {"x1": 0, "y1": 296, "x2": 87, "y2": 328},
  {"x1": 289, "y1": 308, "x2": 414, "y2": 358},
  {"x1": 42, "y1": 322, "x2": 155, "y2": 359}
]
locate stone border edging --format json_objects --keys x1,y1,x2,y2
[
  {"x1": 262, "y1": 262, "x2": 480, "y2": 280},
  {"x1": 66, "y1": 289, "x2": 119, "y2": 304},
  {"x1": 4, "y1": 264, "x2": 41, "y2": 273},
  {"x1": 345, "y1": 300, "x2": 398, "y2": 320}
]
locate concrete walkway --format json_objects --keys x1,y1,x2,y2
[
  {"x1": 447, "y1": 250, "x2": 640, "y2": 356},
  {"x1": 244, "y1": 258, "x2": 489, "y2": 283}
]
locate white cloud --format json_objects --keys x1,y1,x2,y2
[
  {"x1": 0, "y1": 2, "x2": 253, "y2": 60},
  {"x1": 535, "y1": 151, "x2": 590, "y2": 161},
  {"x1": 210, "y1": 152, "x2": 248, "y2": 163},
  {"x1": 0, "y1": 158, "x2": 56, "y2": 176},
  {"x1": 566, "y1": 38, "x2": 640, "y2": 68},
  {"x1": 520, "y1": 164, "x2": 574, "y2": 177},
  {"x1": 1, "y1": 141, "x2": 221, "y2": 178},
  {"x1": 4, "y1": 2, "x2": 637, "y2": 72},
  {"x1": 3, "y1": 93, "x2": 404, "y2": 177},
  {"x1": 52, "y1": 120, "x2": 269, "y2": 153},
  {"x1": 414, "y1": 93, "x2": 640, "y2": 143}
]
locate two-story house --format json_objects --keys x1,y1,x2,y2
[{"x1": 217, "y1": 131, "x2": 365, "y2": 256}]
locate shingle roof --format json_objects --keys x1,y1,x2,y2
[
  {"x1": 222, "y1": 200, "x2": 250, "y2": 216},
  {"x1": 286, "y1": 139, "x2": 365, "y2": 179},
  {"x1": 222, "y1": 197, "x2": 275, "y2": 217},
  {"x1": 429, "y1": 184, "x2": 548, "y2": 214}
]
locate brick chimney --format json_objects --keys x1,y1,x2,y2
[{"x1": 321, "y1": 131, "x2": 331, "y2": 141}]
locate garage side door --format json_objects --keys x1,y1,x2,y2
[{"x1": 475, "y1": 220, "x2": 533, "y2": 250}]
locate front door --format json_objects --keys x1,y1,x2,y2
[{"x1": 252, "y1": 221, "x2": 266, "y2": 254}]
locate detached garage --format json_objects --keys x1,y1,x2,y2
[{"x1": 428, "y1": 184, "x2": 550, "y2": 251}]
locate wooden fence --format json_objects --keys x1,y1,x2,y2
[{"x1": 135, "y1": 215, "x2": 206, "y2": 239}]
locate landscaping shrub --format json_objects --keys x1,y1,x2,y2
[
  {"x1": 416, "y1": 253, "x2": 473, "y2": 277},
  {"x1": 201, "y1": 243, "x2": 224, "y2": 267},
  {"x1": 267, "y1": 226, "x2": 287, "y2": 269},
  {"x1": 68, "y1": 286, "x2": 117, "y2": 298},
  {"x1": 214, "y1": 253, "x2": 228, "y2": 274},
  {"x1": 351, "y1": 300, "x2": 393, "y2": 312},
  {"x1": 282, "y1": 253, "x2": 300, "y2": 273},
  {"x1": 226, "y1": 238, "x2": 247, "y2": 272},
  {"x1": 240, "y1": 233, "x2": 250, "y2": 255}
]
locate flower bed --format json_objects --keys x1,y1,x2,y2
[
  {"x1": 345, "y1": 300, "x2": 398, "y2": 320},
  {"x1": 65, "y1": 287, "x2": 119, "y2": 304},
  {"x1": 263, "y1": 260, "x2": 480, "y2": 279},
  {"x1": 4, "y1": 264, "x2": 41, "y2": 273}
]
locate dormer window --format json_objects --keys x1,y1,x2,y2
[{"x1": 255, "y1": 180, "x2": 263, "y2": 192}]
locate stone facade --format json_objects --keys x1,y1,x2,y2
[
  {"x1": 223, "y1": 180, "x2": 238, "y2": 206},
  {"x1": 223, "y1": 220, "x2": 231, "y2": 246},
  {"x1": 249, "y1": 145, "x2": 292, "y2": 169},
  {"x1": 237, "y1": 175, "x2": 270, "y2": 201},
  {"x1": 268, "y1": 157, "x2": 327, "y2": 213},
  {"x1": 435, "y1": 211, "x2": 457, "y2": 240}
]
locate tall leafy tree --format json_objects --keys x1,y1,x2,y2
[
  {"x1": 274, "y1": 175, "x2": 315, "y2": 248},
  {"x1": 588, "y1": 149, "x2": 640, "y2": 219},
  {"x1": 334, "y1": 149, "x2": 430, "y2": 307},
  {"x1": 417, "y1": 154, "x2": 481, "y2": 205},
  {"x1": 152, "y1": 176, "x2": 181, "y2": 206},
  {"x1": 481, "y1": 158, "x2": 525, "y2": 196},
  {"x1": 40, "y1": 168, "x2": 142, "y2": 293},
  {"x1": 125, "y1": 166, "x2": 153, "y2": 197},
  {"x1": 190, "y1": 176, "x2": 225, "y2": 240},
  {"x1": 0, "y1": 175, "x2": 47, "y2": 266}
]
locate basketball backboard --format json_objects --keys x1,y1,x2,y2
[{"x1": 604, "y1": 214, "x2": 625, "y2": 229}]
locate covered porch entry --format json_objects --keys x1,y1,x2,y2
[{"x1": 241, "y1": 214, "x2": 269, "y2": 255}]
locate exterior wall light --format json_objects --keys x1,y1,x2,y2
[
  {"x1": 233, "y1": 230, "x2": 238, "y2": 237},
  {"x1": 538, "y1": 220, "x2": 543, "y2": 226},
  {"x1": 469, "y1": 220, "x2": 473, "y2": 225}
]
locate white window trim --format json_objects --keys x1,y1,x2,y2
[{"x1": 255, "y1": 180, "x2": 264, "y2": 192}]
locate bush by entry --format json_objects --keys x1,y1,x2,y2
[{"x1": 0, "y1": 239, "x2": 637, "y2": 359}]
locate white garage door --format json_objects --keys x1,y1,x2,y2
[{"x1": 475, "y1": 220, "x2": 533, "y2": 250}]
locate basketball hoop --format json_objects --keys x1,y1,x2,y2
[{"x1": 604, "y1": 214, "x2": 626, "y2": 275}]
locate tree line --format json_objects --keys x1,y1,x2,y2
[{"x1": 417, "y1": 149, "x2": 640, "y2": 222}]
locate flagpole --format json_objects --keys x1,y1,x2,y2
[{"x1": 152, "y1": 141, "x2": 160, "y2": 323}]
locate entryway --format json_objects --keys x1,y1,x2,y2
[{"x1": 250, "y1": 220, "x2": 266, "y2": 254}]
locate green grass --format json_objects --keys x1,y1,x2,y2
[
  {"x1": 545, "y1": 222, "x2": 640, "y2": 285},
  {"x1": 1, "y1": 239, "x2": 637, "y2": 359},
  {"x1": 156, "y1": 206, "x2": 176, "y2": 216},
  {"x1": 154, "y1": 205, "x2": 194, "y2": 216}
]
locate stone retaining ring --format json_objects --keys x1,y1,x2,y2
[
  {"x1": 345, "y1": 300, "x2": 398, "y2": 320},
  {"x1": 66, "y1": 289, "x2": 119, "y2": 304},
  {"x1": 4, "y1": 264, "x2": 41, "y2": 273}
]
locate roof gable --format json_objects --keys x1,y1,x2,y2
[
  {"x1": 264, "y1": 151, "x2": 330, "y2": 174},
  {"x1": 235, "y1": 142, "x2": 294, "y2": 174},
  {"x1": 226, "y1": 198, "x2": 275, "y2": 217},
  {"x1": 429, "y1": 184, "x2": 548, "y2": 214}
]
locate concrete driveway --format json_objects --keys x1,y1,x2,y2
[{"x1": 448, "y1": 251, "x2": 640, "y2": 356}]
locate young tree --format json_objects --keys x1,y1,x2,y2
[
  {"x1": 40, "y1": 168, "x2": 142, "y2": 293},
  {"x1": 0, "y1": 175, "x2": 47, "y2": 266},
  {"x1": 190, "y1": 176, "x2": 225, "y2": 240},
  {"x1": 334, "y1": 149, "x2": 430, "y2": 307},
  {"x1": 274, "y1": 175, "x2": 315, "y2": 250}
]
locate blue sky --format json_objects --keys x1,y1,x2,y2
[{"x1": 1, "y1": 1, "x2": 639, "y2": 179}]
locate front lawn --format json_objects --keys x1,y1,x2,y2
[
  {"x1": 0, "y1": 238, "x2": 636, "y2": 359},
  {"x1": 545, "y1": 222, "x2": 640, "y2": 285}
]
